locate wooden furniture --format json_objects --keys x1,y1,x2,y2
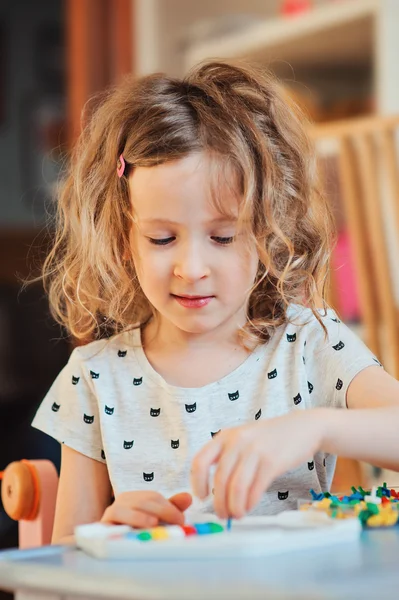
[
  {"x1": 136, "y1": 0, "x2": 399, "y2": 116},
  {"x1": 66, "y1": 0, "x2": 134, "y2": 146},
  {"x1": 310, "y1": 114, "x2": 399, "y2": 380},
  {"x1": 1, "y1": 460, "x2": 58, "y2": 549}
]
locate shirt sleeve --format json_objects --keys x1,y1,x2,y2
[
  {"x1": 303, "y1": 310, "x2": 382, "y2": 410},
  {"x1": 31, "y1": 346, "x2": 104, "y2": 462}
]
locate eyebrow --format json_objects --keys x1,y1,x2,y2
[{"x1": 139, "y1": 217, "x2": 237, "y2": 225}]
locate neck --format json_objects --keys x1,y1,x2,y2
[{"x1": 143, "y1": 310, "x2": 247, "y2": 353}]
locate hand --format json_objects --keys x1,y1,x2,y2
[
  {"x1": 101, "y1": 491, "x2": 192, "y2": 529},
  {"x1": 191, "y1": 410, "x2": 324, "y2": 519}
]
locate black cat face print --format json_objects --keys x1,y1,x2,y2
[
  {"x1": 268, "y1": 369, "x2": 277, "y2": 379},
  {"x1": 228, "y1": 390, "x2": 239, "y2": 401},
  {"x1": 123, "y1": 440, "x2": 134, "y2": 449},
  {"x1": 171, "y1": 439, "x2": 179, "y2": 449},
  {"x1": 332, "y1": 341, "x2": 345, "y2": 351},
  {"x1": 255, "y1": 409, "x2": 262, "y2": 420},
  {"x1": 143, "y1": 472, "x2": 154, "y2": 482},
  {"x1": 278, "y1": 491, "x2": 289, "y2": 500},
  {"x1": 150, "y1": 408, "x2": 161, "y2": 417},
  {"x1": 336, "y1": 378, "x2": 343, "y2": 390},
  {"x1": 72, "y1": 376, "x2": 80, "y2": 385},
  {"x1": 286, "y1": 333, "x2": 296, "y2": 342},
  {"x1": 83, "y1": 414, "x2": 94, "y2": 424},
  {"x1": 133, "y1": 377, "x2": 143, "y2": 386},
  {"x1": 51, "y1": 402, "x2": 60, "y2": 412},
  {"x1": 90, "y1": 370, "x2": 99, "y2": 379},
  {"x1": 293, "y1": 393, "x2": 302, "y2": 405},
  {"x1": 185, "y1": 403, "x2": 197, "y2": 413},
  {"x1": 118, "y1": 350, "x2": 127, "y2": 357},
  {"x1": 104, "y1": 405, "x2": 114, "y2": 415}
]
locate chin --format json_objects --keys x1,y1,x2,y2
[
  {"x1": 174, "y1": 320, "x2": 217, "y2": 334},
  {"x1": 169, "y1": 313, "x2": 222, "y2": 334}
]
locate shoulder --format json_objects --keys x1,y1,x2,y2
[
  {"x1": 69, "y1": 328, "x2": 137, "y2": 365},
  {"x1": 285, "y1": 304, "x2": 346, "y2": 347},
  {"x1": 285, "y1": 304, "x2": 379, "y2": 374}
]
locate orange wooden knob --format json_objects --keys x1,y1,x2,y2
[{"x1": 1, "y1": 461, "x2": 39, "y2": 521}]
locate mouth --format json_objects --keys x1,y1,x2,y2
[{"x1": 171, "y1": 294, "x2": 214, "y2": 308}]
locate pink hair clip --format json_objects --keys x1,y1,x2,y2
[{"x1": 117, "y1": 154, "x2": 126, "y2": 178}]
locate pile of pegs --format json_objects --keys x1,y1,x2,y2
[{"x1": 301, "y1": 483, "x2": 399, "y2": 527}]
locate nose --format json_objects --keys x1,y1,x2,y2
[{"x1": 173, "y1": 240, "x2": 210, "y2": 282}]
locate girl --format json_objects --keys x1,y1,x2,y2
[{"x1": 32, "y1": 61, "x2": 399, "y2": 543}]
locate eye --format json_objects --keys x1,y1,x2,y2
[
  {"x1": 212, "y1": 236, "x2": 235, "y2": 245},
  {"x1": 148, "y1": 237, "x2": 175, "y2": 246}
]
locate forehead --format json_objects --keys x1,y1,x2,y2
[{"x1": 128, "y1": 152, "x2": 240, "y2": 222}]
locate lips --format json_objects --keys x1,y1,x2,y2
[{"x1": 172, "y1": 294, "x2": 213, "y2": 308}]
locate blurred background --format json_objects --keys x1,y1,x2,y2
[{"x1": 0, "y1": 0, "x2": 398, "y2": 558}]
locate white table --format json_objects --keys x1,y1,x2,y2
[{"x1": 0, "y1": 528, "x2": 399, "y2": 600}]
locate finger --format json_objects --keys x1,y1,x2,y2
[
  {"x1": 246, "y1": 458, "x2": 274, "y2": 513},
  {"x1": 114, "y1": 494, "x2": 188, "y2": 526},
  {"x1": 140, "y1": 498, "x2": 187, "y2": 525},
  {"x1": 213, "y1": 447, "x2": 240, "y2": 519},
  {"x1": 169, "y1": 492, "x2": 193, "y2": 513},
  {"x1": 101, "y1": 505, "x2": 158, "y2": 529},
  {"x1": 227, "y1": 452, "x2": 260, "y2": 518},
  {"x1": 191, "y1": 438, "x2": 223, "y2": 499}
]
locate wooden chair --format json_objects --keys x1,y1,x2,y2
[
  {"x1": 309, "y1": 115, "x2": 399, "y2": 491},
  {"x1": 310, "y1": 114, "x2": 399, "y2": 380}
]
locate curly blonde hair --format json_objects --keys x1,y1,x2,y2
[{"x1": 40, "y1": 60, "x2": 334, "y2": 345}]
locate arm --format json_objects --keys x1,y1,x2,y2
[
  {"x1": 52, "y1": 445, "x2": 113, "y2": 544},
  {"x1": 52, "y1": 446, "x2": 193, "y2": 544},
  {"x1": 191, "y1": 366, "x2": 399, "y2": 518},
  {"x1": 319, "y1": 365, "x2": 399, "y2": 471}
]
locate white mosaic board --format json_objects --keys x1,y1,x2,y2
[{"x1": 75, "y1": 510, "x2": 361, "y2": 560}]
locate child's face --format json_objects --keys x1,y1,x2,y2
[{"x1": 128, "y1": 152, "x2": 258, "y2": 337}]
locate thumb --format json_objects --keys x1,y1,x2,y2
[{"x1": 168, "y1": 492, "x2": 193, "y2": 513}]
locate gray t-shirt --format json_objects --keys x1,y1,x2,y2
[{"x1": 32, "y1": 305, "x2": 379, "y2": 515}]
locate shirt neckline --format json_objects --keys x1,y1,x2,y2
[{"x1": 131, "y1": 326, "x2": 266, "y2": 395}]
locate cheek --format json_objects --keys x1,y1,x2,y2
[
  {"x1": 133, "y1": 244, "x2": 171, "y2": 288},
  {"x1": 232, "y1": 245, "x2": 258, "y2": 284}
]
